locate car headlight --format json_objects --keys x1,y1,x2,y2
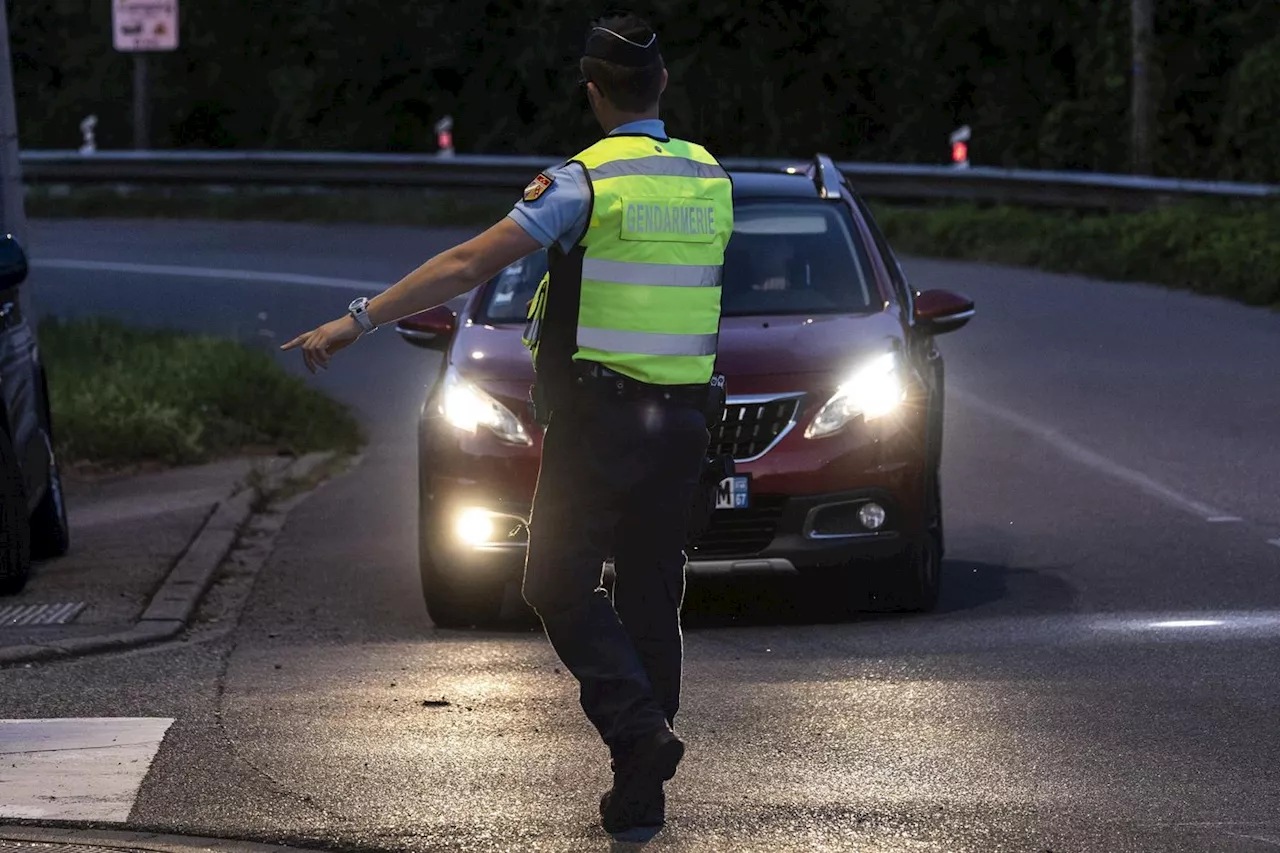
[
  {"x1": 437, "y1": 367, "x2": 532, "y2": 446},
  {"x1": 804, "y1": 352, "x2": 905, "y2": 439}
]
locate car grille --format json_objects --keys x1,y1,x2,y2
[
  {"x1": 689, "y1": 497, "x2": 787, "y2": 559},
  {"x1": 711, "y1": 397, "x2": 801, "y2": 461}
]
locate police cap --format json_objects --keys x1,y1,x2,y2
[{"x1": 583, "y1": 13, "x2": 661, "y2": 67}]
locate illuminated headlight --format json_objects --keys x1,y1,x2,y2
[
  {"x1": 438, "y1": 367, "x2": 531, "y2": 445},
  {"x1": 455, "y1": 508, "x2": 496, "y2": 544},
  {"x1": 804, "y1": 353, "x2": 905, "y2": 439},
  {"x1": 453, "y1": 507, "x2": 528, "y2": 547}
]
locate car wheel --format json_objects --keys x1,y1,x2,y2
[
  {"x1": 866, "y1": 467, "x2": 942, "y2": 613},
  {"x1": 0, "y1": 429, "x2": 32, "y2": 596},
  {"x1": 30, "y1": 430, "x2": 70, "y2": 560},
  {"x1": 418, "y1": 518, "x2": 505, "y2": 629}
]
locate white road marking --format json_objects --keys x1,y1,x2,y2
[
  {"x1": 951, "y1": 387, "x2": 1237, "y2": 523},
  {"x1": 1268, "y1": 539, "x2": 1280, "y2": 549},
  {"x1": 1206, "y1": 516, "x2": 1243, "y2": 523},
  {"x1": 32, "y1": 258, "x2": 382, "y2": 291},
  {"x1": 1229, "y1": 833, "x2": 1280, "y2": 848},
  {"x1": 0, "y1": 717, "x2": 174, "y2": 821}
]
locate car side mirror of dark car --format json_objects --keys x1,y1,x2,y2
[
  {"x1": 0, "y1": 234, "x2": 29, "y2": 289},
  {"x1": 395, "y1": 305, "x2": 457, "y2": 350},
  {"x1": 914, "y1": 289, "x2": 974, "y2": 335}
]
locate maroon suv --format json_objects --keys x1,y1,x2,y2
[{"x1": 396, "y1": 155, "x2": 974, "y2": 627}]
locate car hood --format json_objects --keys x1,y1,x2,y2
[
  {"x1": 451, "y1": 310, "x2": 905, "y2": 392},
  {"x1": 714, "y1": 312, "x2": 904, "y2": 377}
]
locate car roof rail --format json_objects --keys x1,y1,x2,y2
[{"x1": 805, "y1": 153, "x2": 843, "y2": 200}]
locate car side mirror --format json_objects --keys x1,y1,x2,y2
[
  {"x1": 914, "y1": 289, "x2": 974, "y2": 335},
  {"x1": 0, "y1": 234, "x2": 29, "y2": 289},
  {"x1": 395, "y1": 305, "x2": 457, "y2": 350}
]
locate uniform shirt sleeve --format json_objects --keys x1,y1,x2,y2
[{"x1": 506, "y1": 162, "x2": 590, "y2": 255}]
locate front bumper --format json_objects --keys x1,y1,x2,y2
[
  {"x1": 686, "y1": 488, "x2": 909, "y2": 574},
  {"x1": 422, "y1": 486, "x2": 913, "y2": 581}
]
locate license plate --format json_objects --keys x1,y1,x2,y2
[{"x1": 715, "y1": 475, "x2": 750, "y2": 510}]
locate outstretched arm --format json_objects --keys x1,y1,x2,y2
[{"x1": 281, "y1": 217, "x2": 542, "y2": 373}]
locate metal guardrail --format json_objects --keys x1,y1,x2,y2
[{"x1": 18, "y1": 150, "x2": 1280, "y2": 210}]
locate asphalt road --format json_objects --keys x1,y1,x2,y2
[{"x1": 3, "y1": 219, "x2": 1280, "y2": 852}]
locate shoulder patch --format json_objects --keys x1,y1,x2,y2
[{"x1": 523, "y1": 172, "x2": 554, "y2": 202}]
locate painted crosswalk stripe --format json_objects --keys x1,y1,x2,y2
[{"x1": 0, "y1": 717, "x2": 174, "y2": 821}]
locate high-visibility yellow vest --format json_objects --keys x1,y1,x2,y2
[{"x1": 522, "y1": 133, "x2": 734, "y2": 386}]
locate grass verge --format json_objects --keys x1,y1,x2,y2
[
  {"x1": 40, "y1": 317, "x2": 364, "y2": 471},
  {"x1": 870, "y1": 199, "x2": 1280, "y2": 308}
]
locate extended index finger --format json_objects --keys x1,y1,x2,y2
[{"x1": 280, "y1": 332, "x2": 309, "y2": 351}]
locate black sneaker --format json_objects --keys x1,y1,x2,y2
[
  {"x1": 600, "y1": 729, "x2": 683, "y2": 835},
  {"x1": 599, "y1": 783, "x2": 664, "y2": 831}
]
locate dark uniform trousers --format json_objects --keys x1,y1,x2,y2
[{"x1": 521, "y1": 390, "x2": 710, "y2": 760}]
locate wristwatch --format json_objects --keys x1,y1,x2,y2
[{"x1": 348, "y1": 297, "x2": 376, "y2": 333}]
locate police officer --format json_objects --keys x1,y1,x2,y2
[{"x1": 282, "y1": 11, "x2": 734, "y2": 837}]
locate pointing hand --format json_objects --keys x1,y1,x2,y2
[{"x1": 281, "y1": 315, "x2": 362, "y2": 374}]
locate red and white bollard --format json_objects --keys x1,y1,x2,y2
[
  {"x1": 435, "y1": 116, "x2": 454, "y2": 157},
  {"x1": 949, "y1": 125, "x2": 971, "y2": 169}
]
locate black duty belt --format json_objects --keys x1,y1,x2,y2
[{"x1": 570, "y1": 361, "x2": 710, "y2": 408}]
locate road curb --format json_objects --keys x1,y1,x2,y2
[
  {"x1": 0, "y1": 452, "x2": 338, "y2": 668},
  {"x1": 0, "y1": 825, "x2": 330, "y2": 852}
]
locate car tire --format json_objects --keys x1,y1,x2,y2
[
  {"x1": 0, "y1": 428, "x2": 32, "y2": 596},
  {"x1": 30, "y1": 431, "x2": 70, "y2": 560},
  {"x1": 419, "y1": 520, "x2": 505, "y2": 629},
  {"x1": 866, "y1": 467, "x2": 942, "y2": 613}
]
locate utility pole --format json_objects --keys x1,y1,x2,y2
[
  {"x1": 0, "y1": 0, "x2": 27, "y2": 246},
  {"x1": 1130, "y1": 0, "x2": 1155, "y2": 175}
]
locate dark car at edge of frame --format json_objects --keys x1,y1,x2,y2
[{"x1": 0, "y1": 233, "x2": 71, "y2": 596}]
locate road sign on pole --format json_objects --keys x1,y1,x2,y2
[
  {"x1": 112, "y1": 0, "x2": 177, "y2": 150},
  {"x1": 112, "y1": 0, "x2": 179, "y2": 52}
]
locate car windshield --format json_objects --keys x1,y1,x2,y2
[{"x1": 477, "y1": 200, "x2": 878, "y2": 323}]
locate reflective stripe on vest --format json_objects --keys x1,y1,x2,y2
[
  {"x1": 580, "y1": 258, "x2": 721, "y2": 288},
  {"x1": 521, "y1": 271, "x2": 549, "y2": 351},
  {"x1": 586, "y1": 156, "x2": 730, "y2": 182},
  {"x1": 577, "y1": 327, "x2": 718, "y2": 357},
  {"x1": 570, "y1": 135, "x2": 734, "y2": 385}
]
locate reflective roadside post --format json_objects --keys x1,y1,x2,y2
[
  {"x1": 950, "y1": 125, "x2": 971, "y2": 169},
  {"x1": 79, "y1": 115, "x2": 98, "y2": 154},
  {"x1": 435, "y1": 116, "x2": 454, "y2": 158}
]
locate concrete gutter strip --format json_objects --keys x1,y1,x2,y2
[
  {"x1": 0, "y1": 825, "x2": 329, "y2": 852},
  {"x1": 0, "y1": 452, "x2": 337, "y2": 667},
  {"x1": 139, "y1": 487, "x2": 256, "y2": 624}
]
